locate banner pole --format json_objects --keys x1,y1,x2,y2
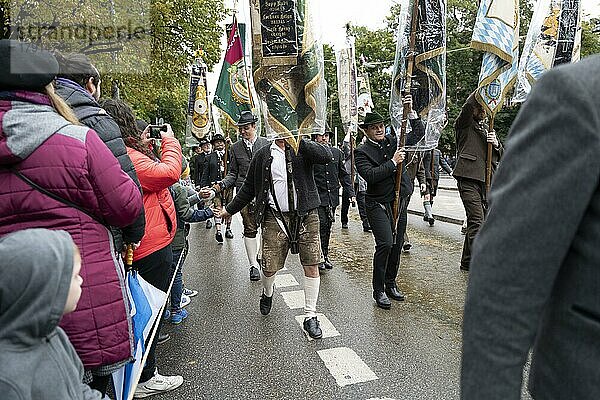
[{"x1": 392, "y1": 0, "x2": 420, "y2": 238}]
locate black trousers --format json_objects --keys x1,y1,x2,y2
[
  {"x1": 366, "y1": 196, "x2": 409, "y2": 292},
  {"x1": 341, "y1": 187, "x2": 351, "y2": 225},
  {"x1": 317, "y1": 205, "x2": 335, "y2": 258},
  {"x1": 356, "y1": 189, "x2": 369, "y2": 227},
  {"x1": 132, "y1": 244, "x2": 173, "y2": 383},
  {"x1": 457, "y1": 178, "x2": 486, "y2": 269}
]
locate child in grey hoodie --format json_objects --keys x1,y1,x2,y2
[{"x1": 0, "y1": 229, "x2": 102, "y2": 400}]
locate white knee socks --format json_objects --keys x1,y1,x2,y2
[
  {"x1": 423, "y1": 201, "x2": 433, "y2": 219},
  {"x1": 244, "y1": 236, "x2": 259, "y2": 267},
  {"x1": 263, "y1": 273, "x2": 276, "y2": 297},
  {"x1": 303, "y1": 276, "x2": 320, "y2": 318}
]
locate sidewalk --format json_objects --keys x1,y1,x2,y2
[{"x1": 408, "y1": 176, "x2": 465, "y2": 225}]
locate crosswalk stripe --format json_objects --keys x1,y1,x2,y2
[
  {"x1": 281, "y1": 290, "x2": 304, "y2": 309},
  {"x1": 274, "y1": 274, "x2": 299, "y2": 288},
  {"x1": 317, "y1": 347, "x2": 378, "y2": 387}
]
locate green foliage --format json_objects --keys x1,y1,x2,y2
[
  {"x1": 582, "y1": 19, "x2": 600, "y2": 58},
  {"x1": 1, "y1": 0, "x2": 226, "y2": 146}
]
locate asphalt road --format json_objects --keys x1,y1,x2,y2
[{"x1": 154, "y1": 204, "x2": 471, "y2": 400}]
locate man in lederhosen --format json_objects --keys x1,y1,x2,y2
[
  {"x1": 214, "y1": 111, "x2": 269, "y2": 281},
  {"x1": 218, "y1": 136, "x2": 331, "y2": 339}
]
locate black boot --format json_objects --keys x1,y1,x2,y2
[
  {"x1": 373, "y1": 291, "x2": 391, "y2": 309},
  {"x1": 259, "y1": 291, "x2": 273, "y2": 315}
]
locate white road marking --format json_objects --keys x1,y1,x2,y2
[
  {"x1": 274, "y1": 274, "x2": 299, "y2": 288},
  {"x1": 281, "y1": 290, "x2": 305, "y2": 309},
  {"x1": 295, "y1": 313, "x2": 340, "y2": 341},
  {"x1": 317, "y1": 347, "x2": 378, "y2": 387}
]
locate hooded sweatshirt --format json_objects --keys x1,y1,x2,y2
[
  {"x1": 0, "y1": 90, "x2": 142, "y2": 368},
  {"x1": 0, "y1": 229, "x2": 101, "y2": 400}
]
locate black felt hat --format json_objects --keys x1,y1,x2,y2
[
  {"x1": 210, "y1": 134, "x2": 226, "y2": 144},
  {"x1": 236, "y1": 110, "x2": 258, "y2": 126},
  {"x1": 359, "y1": 112, "x2": 386, "y2": 128},
  {"x1": 0, "y1": 40, "x2": 59, "y2": 90},
  {"x1": 198, "y1": 138, "x2": 210, "y2": 146}
]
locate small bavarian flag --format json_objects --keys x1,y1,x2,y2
[{"x1": 471, "y1": 0, "x2": 520, "y2": 116}]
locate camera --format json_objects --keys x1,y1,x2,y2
[{"x1": 148, "y1": 124, "x2": 168, "y2": 139}]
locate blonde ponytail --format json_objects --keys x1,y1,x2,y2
[{"x1": 44, "y1": 83, "x2": 80, "y2": 125}]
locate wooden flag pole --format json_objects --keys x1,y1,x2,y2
[
  {"x1": 485, "y1": 117, "x2": 494, "y2": 196},
  {"x1": 392, "y1": 0, "x2": 420, "y2": 236}
]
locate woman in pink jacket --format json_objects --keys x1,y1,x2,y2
[{"x1": 0, "y1": 40, "x2": 143, "y2": 395}]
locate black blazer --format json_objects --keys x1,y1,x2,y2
[
  {"x1": 225, "y1": 139, "x2": 332, "y2": 226},
  {"x1": 200, "y1": 151, "x2": 227, "y2": 188},
  {"x1": 313, "y1": 146, "x2": 355, "y2": 208},
  {"x1": 354, "y1": 133, "x2": 413, "y2": 204}
]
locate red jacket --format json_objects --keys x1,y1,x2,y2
[{"x1": 127, "y1": 137, "x2": 182, "y2": 261}]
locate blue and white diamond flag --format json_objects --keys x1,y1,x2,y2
[{"x1": 471, "y1": 0, "x2": 519, "y2": 116}]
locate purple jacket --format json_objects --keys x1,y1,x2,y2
[{"x1": 0, "y1": 91, "x2": 143, "y2": 368}]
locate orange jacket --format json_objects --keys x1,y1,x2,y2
[{"x1": 127, "y1": 137, "x2": 182, "y2": 261}]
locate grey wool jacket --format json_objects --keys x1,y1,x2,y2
[
  {"x1": 221, "y1": 136, "x2": 270, "y2": 191},
  {"x1": 0, "y1": 229, "x2": 101, "y2": 400},
  {"x1": 461, "y1": 55, "x2": 600, "y2": 400}
]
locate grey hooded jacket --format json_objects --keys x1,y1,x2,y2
[{"x1": 0, "y1": 229, "x2": 101, "y2": 400}]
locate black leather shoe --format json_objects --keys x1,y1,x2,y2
[
  {"x1": 225, "y1": 228, "x2": 234, "y2": 239},
  {"x1": 428, "y1": 217, "x2": 435, "y2": 226},
  {"x1": 323, "y1": 257, "x2": 333, "y2": 269},
  {"x1": 249, "y1": 266, "x2": 261, "y2": 281},
  {"x1": 157, "y1": 332, "x2": 170, "y2": 345},
  {"x1": 373, "y1": 291, "x2": 391, "y2": 309},
  {"x1": 341, "y1": 223, "x2": 348, "y2": 229},
  {"x1": 215, "y1": 231, "x2": 223, "y2": 243},
  {"x1": 318, "y1": 263, "x2": 326, "y2": 271},
  {"x1": 385, "y1": 286, "x2": 405, "y2": 301},
  {"x1": 423, "y1": 215, "x2": 429, "y2": 222},
  {"x1": 206, "y1": 220, "x2": 213, "y2": 229},
  {"x1": 402, "y1": 242, "x2": 412, "y2": 252},
  {"x1": 260, "y1": 291, "x2": 273, "y2": 315},
  {"x1": 303, "y1": 316, "x2": 323, "y2": 339}
]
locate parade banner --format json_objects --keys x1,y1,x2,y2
[
  {"x1": 250, "y1": 0, "x2": 327, "y2": 151},
  {"x1": 185, "y1": 56, "x2": 212, "y2": 147},
  {"x1": 336, "y1": 35, "x2": 358, "y2": 136},
  {"x1": 356, "y1": 64, "x2": 374, "y2": 119},
  {"x1": 471, "y1": 0, "x2": 519, "y2": 116},
  {"x1": 214, "y1": 16, "x2": 254, "y2": 126},
  {"x1": 513, "y1": 0, "x2": 582, "y2": 102},
  {"x1": 390, "y1": 0, "x2": 447, "y2": 150}
]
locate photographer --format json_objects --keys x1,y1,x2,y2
[{"x1": 100, "y1": 99, "x2": 184, "y2": 398}]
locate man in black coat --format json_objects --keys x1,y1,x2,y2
[
  {"x1": 313, "y1": 128, "x2": 355, "y2": 270},
  {"x1": 354, "y1": 111, "x2": 410, "y2": 310},
  {"x1": 201, "y1": 134, "x2": 231, "y2": 242},
  {"x1": 54, "y1": 52, "x2": 145, "y2": 256},
  {"x1": 219, "y1": 137, "x2": 332, "y2": 339},
  {"x1": 214, "y1": 111, "x2": 269, "y2": 281},
  {"x1": 461, "y1": 55, "x2": 600, "y2": 400}
]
